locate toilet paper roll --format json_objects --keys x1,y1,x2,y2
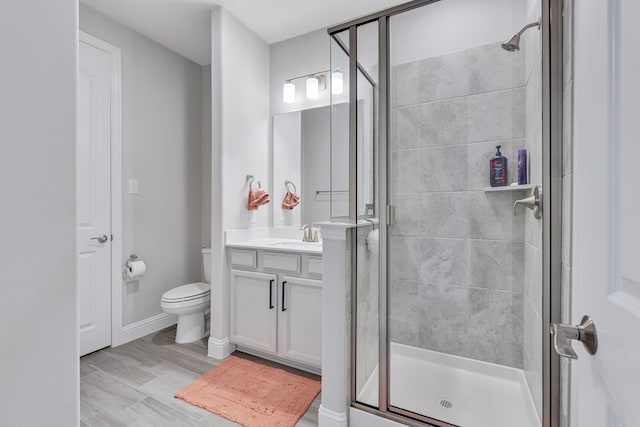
[{"x1": 127, "y1": 260, "x2": 146, "y2": 279}]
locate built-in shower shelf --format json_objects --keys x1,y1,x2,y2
[{"x1": 483, "y1": 184, "x2": 533, "y2": 192}]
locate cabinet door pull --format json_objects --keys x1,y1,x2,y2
[
  {"x1": 282, "y1": 281, "x2": 287, "y2": 312},
  {"x1": 269, "y1": 279, "x2": 274, "y2": 309}
]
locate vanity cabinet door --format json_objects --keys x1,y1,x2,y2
[
  {"x1": 230, "y1": 270, "x2": 278, "y2": 354},
  {"x1": 278, "y1": 276, "x2": 322, "y2": 368}
]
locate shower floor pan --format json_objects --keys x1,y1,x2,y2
[{"x1": 357, "y1": 343, "x2": 540, "y2": 427}]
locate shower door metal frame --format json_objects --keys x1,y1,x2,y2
[
  {"x1": 542, "y1": 1, "x2": 563, "y2": 426},
  {"x1": 328, "y1": 0, "x2": 564, "y2": 425}
]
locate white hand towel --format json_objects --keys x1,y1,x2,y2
[{"x1": 367, "y1": 229, "x2": 379, "y2": 256}]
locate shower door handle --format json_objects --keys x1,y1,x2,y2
[
  {"x1": 513, "y1": 185, "x2": 542, "y2": 219},
  {"x1": 551, "y1": 315, "x2": 598, "y2": 359}
]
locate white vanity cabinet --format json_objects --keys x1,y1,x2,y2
[
  {"x1": 228, "y1": 248, "x2": 322, "y2": 371},
  {"x1": 279, "y1": 276, "x2": 322, "y2": 367},
  {"x1": 229, "y1": 270, "x2": 278, "y2": 353}
]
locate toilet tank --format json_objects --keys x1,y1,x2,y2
[{"x1": 201, "y1": 248, "x2": 212, "y2": 283}]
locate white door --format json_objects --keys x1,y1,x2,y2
[
  {"x1": 230, "y1": 270, "x2": 278, "y2": 354},
  {"x1": 572, "y1": 1, "x2": 640, "y2": 425},
  {"x1": 278, "y1": 276, "x2": 322, "y2": 368},
  {"x1": 78, "y1": 39, "x2": 113, "y2": 356}
]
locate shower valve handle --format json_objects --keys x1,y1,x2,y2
[
  {"x1": 550, "y1": 315, "x2": 598, "y2": 359},
  {"x1": 512, "y1": 185, "x2": 542, "y2": 219}
]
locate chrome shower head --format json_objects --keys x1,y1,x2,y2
[
  {"x1": 501, "y1": 19, "x2": 541, "y2": 52},
  {"x1": 501, "y1": 34, "x2": 522, "y2": 52}
]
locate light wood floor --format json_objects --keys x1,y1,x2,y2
[{"x1": 80, "y1": 326, "x2": 320, "y2": 427}]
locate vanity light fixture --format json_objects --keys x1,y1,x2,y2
[
  {"x1": 306, "y1": 76, "x2": 319, "y2": 99},
  {"x1": 282, "y1": 70, "x2": 329, "y2": 103},
  {"x1": 331, "y1": 68, "x2": 343, "y2": 94},
  {"x1": 283, "y1": 81, "x2": 295, "y2": 104}
]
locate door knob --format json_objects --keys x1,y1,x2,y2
[
  {"x1": 551, "y1": 315, "x2": 598, "y2": 359},
  {"x1": 90, "y1": 234, "x2": 109, "y2": 244},
  {"x1": 513, "y1": 185, "x2": 542, "y2": 219}
]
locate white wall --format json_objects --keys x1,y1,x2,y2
[
  {"x1": 0, "y1": 0, "x2": 79, "y2": 425},
  {"x1": 209, "y1": 6, "x2": 270, "y2": 357},
  {"x1": 270, "y1": 29, "x2": 330, "y2": 115},
  {"x1": 80, "y1": 4, "x2": 204, "y2": 325},
  {"x1": 210, "y1": 7, "x2": 224, "y2": 355},
  {"x1": 268, "y1": 0, "x2": 528, "y2": 84},
  {"x1": 202, "y1": 64, "x2": 212, "y2": 249},
  {"x1": 218, "y1": 9, "x2": 271, "y2": 231},
  {"x1": 391, "y1": 0, "x2": 526, "y2": 65}
]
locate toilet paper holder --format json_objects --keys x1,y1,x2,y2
[
  {"x1": 126, "y1": 254, "x2": 139, "y2": 269},
  {"x1": 125, "y1": 254, "x2": 147, "y2": 280}
]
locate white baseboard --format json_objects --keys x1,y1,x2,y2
[
  {"x1": 319, "y1": 405, "x2": 348, "y2": 427},
  {"x1": 208, "y1": 336, "x2": 235, "y2": 359},
  {"x1": 119, "y1": 312, "x2": 177, "y2": 345}
]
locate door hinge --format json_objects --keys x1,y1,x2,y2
[
  {"x1": 111, "y1": 234, "x2": 114, "y2": 241},
  {"x1": 386, "y1": 205, "x2": 395, "y2": 226}
]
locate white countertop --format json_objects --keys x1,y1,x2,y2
[{"x1": 226, "y1": 237, "x2": 323, "y2": 255}]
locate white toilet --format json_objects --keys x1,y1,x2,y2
[{"x1": 161, "y1": 248, "x2": 211, "y2": 344}]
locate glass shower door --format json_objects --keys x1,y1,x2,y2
[{"x1": 386, "y1": 1, "x2": 543, "y2": 426}]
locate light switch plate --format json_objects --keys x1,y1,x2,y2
[{"x1": 128, "y1": 179, "x2": 139, "y2": 194}]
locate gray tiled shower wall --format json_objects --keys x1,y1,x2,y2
[{"x1": 388, "y1": 41, "x2": 531, "y2": 369}]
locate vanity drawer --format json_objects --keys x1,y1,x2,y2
[
  {"x1": 263, "y1": 252, "x2": 300, "y2": 273},
  {"x1": 307, "y1": 256, "x2": 323, "y2": 277},
  {"x1": 230, "y1": 249, "x2": 257, "y2": 268}
]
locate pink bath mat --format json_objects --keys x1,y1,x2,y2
[{"x1": 175, "y1": 355, "x2": 320, "y2": 427}]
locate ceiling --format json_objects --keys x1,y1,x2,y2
[{"x1": 80, "y1": 0, "x2": 409, "y2": 65}]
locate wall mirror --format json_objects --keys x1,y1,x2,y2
[
  {"x1": 272, "y1": 106, "x2": 332, "y2": 228},
  {"x1": 272, "y1": 98, "x2": 373, "y2": 228}
]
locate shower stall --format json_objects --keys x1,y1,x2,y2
[{"x1": 327, "y1": 0, "x2": 563, "y2": 426}]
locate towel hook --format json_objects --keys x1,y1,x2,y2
[
  {"x1": 284, "y1": 180, "x2": 297, "y2": 193},
  {"x1": 250, "y1": 178, "x2": 261, "y2": 190},
  {"x1": 247, "y1": 175, "x2": 262, "y2": 190}
]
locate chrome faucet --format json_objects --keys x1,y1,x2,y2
[
  {"x1": 302, "y1": 225, "x2": 320, "y2": 242},
  {"x1": 302, "y1": 224, "x2": 311, "y2": 242}
]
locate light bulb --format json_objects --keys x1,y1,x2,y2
[
  {"x1": 331, "y1": 69, "x2": 343, "y2": 95},
  {"x1": 306, "y1": 76, "x2": 319, "y2": 99},
  {"x1": 283, "y1": 82, "x2": 295, "y2": 104}
]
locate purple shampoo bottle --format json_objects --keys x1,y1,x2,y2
[{"x1": 518, "y1": 149, "x2": 528, "y2": 185}]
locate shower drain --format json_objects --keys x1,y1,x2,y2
[{"x1": 437, "y1": 398, "x2": 455, "y2": 409}]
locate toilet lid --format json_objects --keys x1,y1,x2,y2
[{"x1": 162, "y1": 282, "x2": 211, "y2": 302}]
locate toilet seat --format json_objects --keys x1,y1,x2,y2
[{"x1": 161, "y1": 282, "x2": 210, "y2": 304}]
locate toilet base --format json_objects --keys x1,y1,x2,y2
[{"x1": 175, "y1": 312, "x2": 206, "y2": 344}]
